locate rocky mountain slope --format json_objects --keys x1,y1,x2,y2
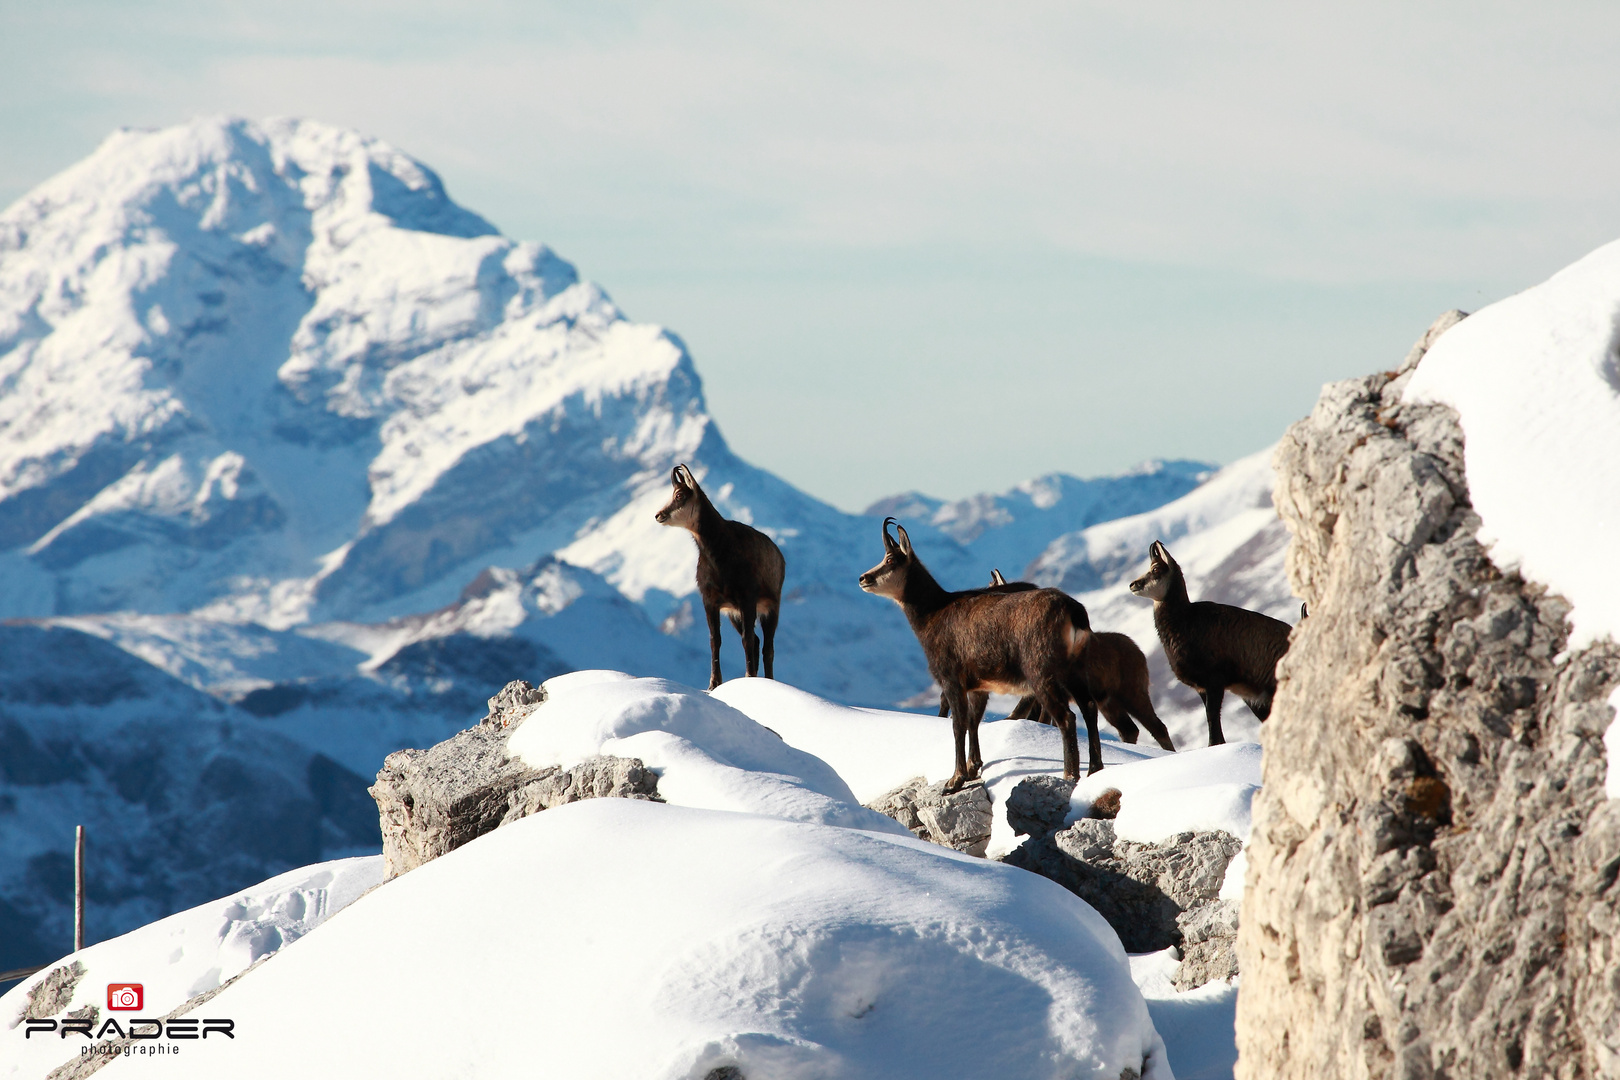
[
  {"x1": 0, "y1": 117, "x2": 1244, "y2": 967},
  {"x1": 1237, "y1": 307, "x2": 1620, "y2": 1077}
]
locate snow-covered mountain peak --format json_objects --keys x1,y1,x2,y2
[{"x1": 0, "y1": 116, "x2": 711, "y2": 622}]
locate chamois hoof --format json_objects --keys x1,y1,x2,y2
[
  {"x1": 943, "y1": 772, "x2": 970, "y2": 794},
  {"x1": 708, "y1": 677, "x2": 723, "y2": 691},
  {"x1": 1087, "y1": 763, "x2": 1104, "y2": 776}
]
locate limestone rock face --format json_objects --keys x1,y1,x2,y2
[
  {"x1": 866, "y1": 777, "x2": 994, "y2": 857},
  {"x1": 1003, "y1": 817, "x2": 1242, "y2": 982},
  {"x1": 482, "y1": 679, "x2": 546, "y2": 729},
  {"x1": 19, "y1": 961, "x2": 84, "y2": 1021},
  {"x1": 1236, "y1": 313, "x2": 1620, "y2": 1079},
  {"x1": 1004, "y1": 774, "x2": 1078, "y2": 837},
  {"x1": 370, "y1": 681, "x2": 660, "y2": 878}
]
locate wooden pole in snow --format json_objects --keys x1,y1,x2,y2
[{"x1": 74, "y1": 825, "x2": 84, "y2": 953}]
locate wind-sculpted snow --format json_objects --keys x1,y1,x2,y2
[
  {"x1": 141, "y1": 800, "x2": 1172, "y2": 1080},
  {"x1": 509, "y1": 671, "x2": 907, "y2": 834}
]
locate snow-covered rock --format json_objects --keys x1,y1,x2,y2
[
  {"x1": 117, "y1": 799, "x2": 1172, "y2": 1080},
  {"x1": 1238, "y1": 305, "x2": 1620, "y2": 1079}
]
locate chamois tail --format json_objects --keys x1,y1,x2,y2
[{"x1": 1061, "y1": 595, "x2": 1091, "y2": 658}]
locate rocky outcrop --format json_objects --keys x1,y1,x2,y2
[
  {"x1": 1004, "y1": 815, "x2": 1242, "y2": 986},
  {"x1": 866, "y1": 777, "x2": 994, "y2": 857},
  {"x1": 1003, "y1": 774, "x2": 1078, "y2": 837},
  {"x1": 17, "y1": 961, "x2": 84, "y2": 1022},
  {"x1": 370, "y1": 680, "x2": 660, "y2": 878},
  {"x1": 1236, "y1": 312, "x2": 1620, "y2": 1078}
]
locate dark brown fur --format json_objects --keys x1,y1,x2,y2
[
  {"x1": 1129, "y1": 540, "x2": 1293, "y2": 746},
  {"x1": 654, "y1": 464, "x2": 786, "y2": 690},
  {"x1": 860, "y1": 522, "x2": 1095, "y2": 790},
  {"x1": 959, "y1": 571, "x2": 1174, "y2": 753}
]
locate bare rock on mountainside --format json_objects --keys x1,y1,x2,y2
[
  {"x1": 1003, "y1": 816, "x2": 1242, "y2": 985},
  {"x1": 866, "y1": 777, "x2": 994, "y2": 857},
  {"x1": 482, "y1": 678, "x2": 547, "y2": 728},
  {"x1": 18, "y1": 960, "x2": 84, "y2": 1021},
  {"x1": 1236, "y1": 312, "x2": 1620, "y2": 1078},
  {"x1": 1003, "y1": 773, "x2": 1079, "y2": 837},
  {"x1": 370, "y1": 680, "x2": 660, "y2": 878}
]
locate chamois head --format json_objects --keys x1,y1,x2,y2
[
  {"x1": 654, "y1": 464, "x2": 703, "y2": 530},
  {"x1": 858, "y1": 517, "x2": 914, "y2": 601},
  {"x1": 1129, "y1": 541, "x2": 1180, "y2": 601}
]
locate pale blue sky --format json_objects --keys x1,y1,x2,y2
[{"x1": 5, "y1": 1, "x2": 1620, "y2": 509}]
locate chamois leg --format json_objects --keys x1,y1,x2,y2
[
  {"x1": 760, "y1": 606, "x2": 778, "y2": 680},
  {"x1": 739, "y1": 607, "x2": 761, "y2": 678},
  {"x1": 1201, "y1": 688, "x2": 1227, "y2": 746},
  {"x1": 704, "y1": 601, "x2": 724, "y2": 690},
  {"x1": 1006, "y1": 695, "x2": 1039, "y2": 722},
  {"x1": 1068, "y1": 683, "x2": 1105, "y2": 775},
  {"x1": 1245, "y1": 686, "x2": 1274, "y2": 722},
  {"x1": 1044, "y1": 686, "x2": 1090, "y2": 778},
  {"x1": 1098, "y1": 698, "x2": 1142, "y2": 744},
  {"x1": 966, "y1": 691, "x2": 989, "y2": 776},
  {"x1": 942, "y1": 685, "x2": 974, "y2": 793},
  {"x1": 1121, "y1": 683, "x2": 1176, "y2": 751}
]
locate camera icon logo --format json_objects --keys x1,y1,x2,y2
[{"x1": 107, "y1": 984, "x2": 143, "y2": 1011}]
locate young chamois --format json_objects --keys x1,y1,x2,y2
[
  {"x1": 860, "y1": 520, "x2": 1097, "y2": 790},
  {"x1": 1129, "y1": 540, "x2": 1292, "y2": 746},
  {"x1": 654, "y1": 464, "x2": 786, "y2": 690},
  {"x1": 956, "y1": 571, "x2": 1175, "y2": 753}
]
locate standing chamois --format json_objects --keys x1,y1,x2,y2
[
  {"x1": 1129, "y1": 540, "x2": 1293, "y2": 746},
  {"x1": 950, "y1": 571, "x2": 1175, "y2": 753},
  {"x1": 860, "y1": 519, "x2": 1097, "y2": 790},
  {"x1": 654, "y1": 464, "x2": 786, "y2": 690}
]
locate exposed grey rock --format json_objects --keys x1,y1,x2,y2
[
  {"x1": 1003, "y1": 816, "x2": 1241, "y2": 970},
  {"x1": 866, "y1": 777, "x2": 993, "y2": 857},
  {"x1": 370, "y1": 712, "x2": 659, "y2": 879},
  {"x1": 17, "y1": 960, "x2": 84, "y2": 1022},
  {"x1": 1004, "y1": 774, "x2": 1077, "y2": 837},
  {"x1": 1236, "y1": 311, "x2": 1620, "y2": 1079},
  {"x1": 482, "y1": 679, "x2": 546, "y2": 729},
  {"x1": 1174, "y1": 899, "x2": 1241, "y2": 991},
  {"x1": 500, "y1": 756, "x2": 660, "y2": 825}
]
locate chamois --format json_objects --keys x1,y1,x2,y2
[
  {"x1": 958, "y1": 571, "x2": 1175, "y2": 753},
  {"x1": 1129, "y1": 540, "x2": 1292, "y2": 746},
  {"x1": 860, "y1": 520, "x2": 1097, "y2": 790},
  {"x1": 654, "y1": 464, "x2": 786, "y2": 690}
]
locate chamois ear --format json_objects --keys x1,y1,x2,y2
[
  {"x1": 990, "y1": 569, "x2": 1007, "y2": 586},
  {"x1": 1151, "y1": 541, "x2": 1169, "y2": 563},
  {"x1": 894, "y1": 523, "x2": 913, "y2": 556}
]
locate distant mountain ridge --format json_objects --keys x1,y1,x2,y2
[{"x1": 0, "y1": 116, "x2": 1275, "y2": 962}]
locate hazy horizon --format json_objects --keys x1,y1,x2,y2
[{"x1": 5, "y1": 2, "x2": 1618, "y2": 510}]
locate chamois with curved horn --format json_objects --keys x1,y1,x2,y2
[
  {"x1": 860, "y1": 520, "x2": 1097, "y2": 790},
  {"x1": 654, "y1": 464, "x2": 786, "y2": 690},
  {"x1": 944, "y1": 570, "x2": 1175, "y2": 754},
  {"x1": 1129, "y1": 540, "x2": 1293, "y2": 746}
]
